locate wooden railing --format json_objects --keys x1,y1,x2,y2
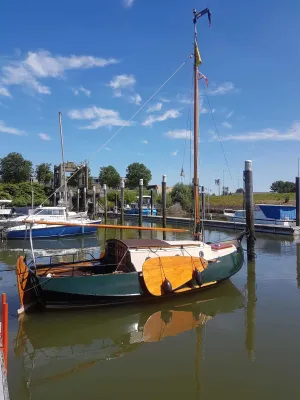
[{"x1": 0, "y1": 293, "x2": 8, "y2": 372}]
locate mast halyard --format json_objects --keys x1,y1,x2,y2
[{"x1": 193, "y1": 9, "x2": 200, "y2": 238}]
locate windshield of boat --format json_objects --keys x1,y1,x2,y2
[{"x1": 33, "y1": 208, "x2": 65, "y2": 216}]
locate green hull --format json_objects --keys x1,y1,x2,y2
[{"x1": 35, "y1": 247, "x2": 244, "y2": 306}]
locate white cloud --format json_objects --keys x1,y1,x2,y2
[
  {"x1": 226, "y1": 110, "x2": 234, "y2": 119},
  {"x1": 0, "y1": 50, "x2": 118, "y2": 95},
  {"x1": 217, "y1": 121, "x2": 300, "y2": 142},
  {"x1": 222, "y1": 121, "x2": 232, "y2": 129},
  {"x1": 160, "y1": 97, "x2": 170, "y2": 103},
  {"x1": 123, "y1": 0, "x2": 135, "y2": 7},
  {"x1": 165, "y1": 129, "x2": 191, "y2": 139},
  {"x1": 129, "y1": 93, "x2": 142, "y2": 105},
  {"x1": 38, "y1": 133, "x2": 51, "y2": 140},
  {"x1": 171, "y1": 150, "x2": 178, "y2": 156},
  {"x1": 105, "y1": 147, "x2": 112, "y2": 151},
  {"x1": 0, "y1": 87, "x2": 11, "y2": 97},
  {"x1": 176, "y1": 94, "x2": 192, "y2": 104},
  {"x1": 68, "y1": 105, "x2": 132, "y2": 129},
  {"x1": 141, "y1": 140, "x2": 148, "y2": 144},
  {"x1": 107, "y1": 74, "x2": 136, "y2": 97},
  {"x1": 142, "y1": 109, "x2": 181, "y2": 127},
  {"x1": 0, "y1": 120, "x2": 25, "y2": 135},
  {"x1": 73, "y1": 86, "x2": 91, "y2": 97},
  {"x1": 147, "y1": 102, "x2": 162, "y2": 113},
  {"x1": 207, "y1": 82, "x2": 238, "y2": 96}
]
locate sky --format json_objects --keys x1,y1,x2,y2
[{"x1": 0, "y1": 0, "x2": 300, "y2": 193}]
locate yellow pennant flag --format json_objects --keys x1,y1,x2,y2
[{"x1": 195, "y1": 41, "x2": 202, "y2": 67}]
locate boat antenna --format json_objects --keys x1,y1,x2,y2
[
  {"x1": 192, "y1": 7, "x2": 212, "y2": 240},
  {"x1": 58, "y1": 112, "x2": 68, "y2": 217}
]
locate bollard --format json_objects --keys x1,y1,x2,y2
[{"x1": 244, "y1": 160, "x2": 255, "y2": 260}]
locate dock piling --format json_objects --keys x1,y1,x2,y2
[
  {"x1": 139, "y1": 179, "x2": 143, "y2": 238},
  {"x1": 77, "y1": 188, "x2": 80, "y2": 212},
  {"x1": 120, "y1": 179, "x2": 125, "y2": 225},
  {"x1": 93, "y1": 185, "x2": 96, "y2": 219},
  {"x1": 83, "y1": 187, "x2": 87, "y2": 213},
  {"x1": 244, "y1": 160, "x2": 255, "y2": 260},
  {"x1": 53, "y1": 192, "x2": 56, "y2": 207},
  {"x1": 162, "y1": 175, "x2": 167, "y2": 240},
  {"x1": 296, "y1": 177, "x2": 300, "y2": 226},
  {"x1": 150, "y1": 189, "x2": 154, "y2": 216},
  {"x1": 103, "y1": 184, "x2": 107, "y2": 223}
]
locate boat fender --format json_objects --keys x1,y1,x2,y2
[
  {"x1": 46, "y1": 273, "x2": 52, "y2": 278},
  {"x1": 193, "y1": 269, "x2": 202, "y2": 286},
  {"x1": 161, "y1": 278, "x2": 172, "y2": 294}
]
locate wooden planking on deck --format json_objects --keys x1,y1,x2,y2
[{"x1": 124, "y1": 214, "x2": 300, "y2": 236}]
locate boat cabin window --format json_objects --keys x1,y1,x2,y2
[
  {"x1": 235, "y1": 211, "x2": 245, "y2": 218},
  {"x1": 33, "y1": 208, "x2": 64, "y2": 216}
]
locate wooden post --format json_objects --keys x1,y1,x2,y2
[
  {"x1": 139, "y1": 179, "x2": 143, "y2": 227},
  {"x1": 201, "y1": 186, "x2": 205, "y2": 220},
  {"x1": 53, "y1": 192, "x2": 57, "y2": 207},
  {"x1": 103, "y1": 184, "x2": 107, "y2": 223},
  {"x1": 244, "y1": 160, "x2": 255, "y2": 260},
  {"x1": 150, "y1": 189, "x2": 154, "y2": 216},
  {"x1": 162, "y1": 175, "x2": 167, "y2": 240},
  {"x1": 296, "y1": 177, "x2": 300, "y2": 226},
  {"x1": 120, "y1": 179, "x2": 125, "y2": 225},
  {"x1": 77, "y1": 188, "x2": 80, "y2": 212},
  {"x1": 93, "y1": 185, "x2": 96, "y2": 219},
  {"x1": 84, "y1": 187, "x2": 87, "y2": 212}
]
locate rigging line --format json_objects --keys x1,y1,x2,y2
[
  {"x1": 38, "y1": 55, "x2": 192, "y2": 208},
  {"x1": 201, "y1": 82, "x2": 236, "y2": 191}
]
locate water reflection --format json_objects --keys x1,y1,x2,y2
[
  {"x1": 14, "y1": 281, "x2": 243, "y2": 400},
  {"x1": 245, "y1": 259, "x2": 256, "y2": 361}
]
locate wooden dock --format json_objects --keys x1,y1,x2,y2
[{"x1": 124, "y1": 214, "x2": 300, "y2": 236}]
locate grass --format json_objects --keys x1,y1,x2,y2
[{"x1": 208, "y1": 193, "x2": 296, "y2": 209}]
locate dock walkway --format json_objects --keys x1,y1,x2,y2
[{"x1": 124, "y1": 214, "x2": 300, "y2": 236}]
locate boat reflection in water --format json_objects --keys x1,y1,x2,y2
[{"x1": 14, "y1": 281, "x2": 244, "y2": 399}]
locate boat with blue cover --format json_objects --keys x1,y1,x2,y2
[{"x1": 125, "y1": 196, "x2": 158, "y2": 216}]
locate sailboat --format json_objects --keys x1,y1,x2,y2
[{"x1": 15, "y1": 8, "x2": 245, "y2": 313}]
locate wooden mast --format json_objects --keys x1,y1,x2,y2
[{"x1": 193, "y1": 10, "x2": 200, "y2": 237}]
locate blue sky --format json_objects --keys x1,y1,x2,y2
[{"x1": 0, "y1": 0, "x2": 300, "y2": 192}]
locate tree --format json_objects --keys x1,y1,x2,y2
[
  {"x1": 270, "y1": 180, "x2": 296, "y2": 193},
  {"x1": 125, "y1": 163, "x2": 152, "y2": 189},
  {"x1": 99, "y1": 165, "x2": 121, "y2": 189},
  {"x1": 170, "y1": 183, "x2": 193, "y2": 212},
  {"x1": 236, "y1": 188, "x2": 244, "y2": 194},
  {"x1": 36, "y1": 163, "x2": 53, "y2": 185},
  {"x1": 0, "y1": 152, "x2": 33, "y2": 183}
]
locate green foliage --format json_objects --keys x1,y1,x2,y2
[
  {"x1": 0, "y1": 152, "x2": 33, "y2": 183},
  {"x1": 99, "y1": 165, "x2": 120, "y2": 189},
  {"x1": 155, "y1": 192, "x2": 173, "y2": 208},
  {"x1": 270, "y1": 180, "x2": 296, "y2": 193},
  {"x1": 36, "y1": 163, "x2": 53, "y2": 185},
  {"x1": 125, "y1": 163, "x2": 152, "y2": 189},
  {"x1": 170, "y1": 183, "x2": 193, "y2": 212},
  {"x1": 0, "y1": 182, "x2": 49, "y2": 206}
]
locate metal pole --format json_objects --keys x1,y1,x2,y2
[
  {"x1": 120, "y1": 179, "x2": 125, "y2": 225},
  {"x1": 93, "y1": 185, "x2": 96, "y2": 219},
  {"x1": 296, "y1": 177, "x2": 300, "y2": 226},
  {"x1": 77, "y1": 188, "x2": 80, "y2": 212},
  {"x1": 58, "y1": 112, "x2": 68, "y2": 216},
  {"x1": 244, "y1": 160, "x2": 255, "y2": 260},
  {"x1": 103, "y1": 184, "x2": 107, "y2": 223},
  {"x1": 150, "y1": 189, "x2": 154, "y2": 216}
]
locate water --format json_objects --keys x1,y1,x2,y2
[{"x1": 1, "y1": 221, "x2": 300, "y2": 399}]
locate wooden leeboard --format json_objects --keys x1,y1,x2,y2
[{"x1": 142, "y1": 256, "x2": 208, "y2": 297}]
